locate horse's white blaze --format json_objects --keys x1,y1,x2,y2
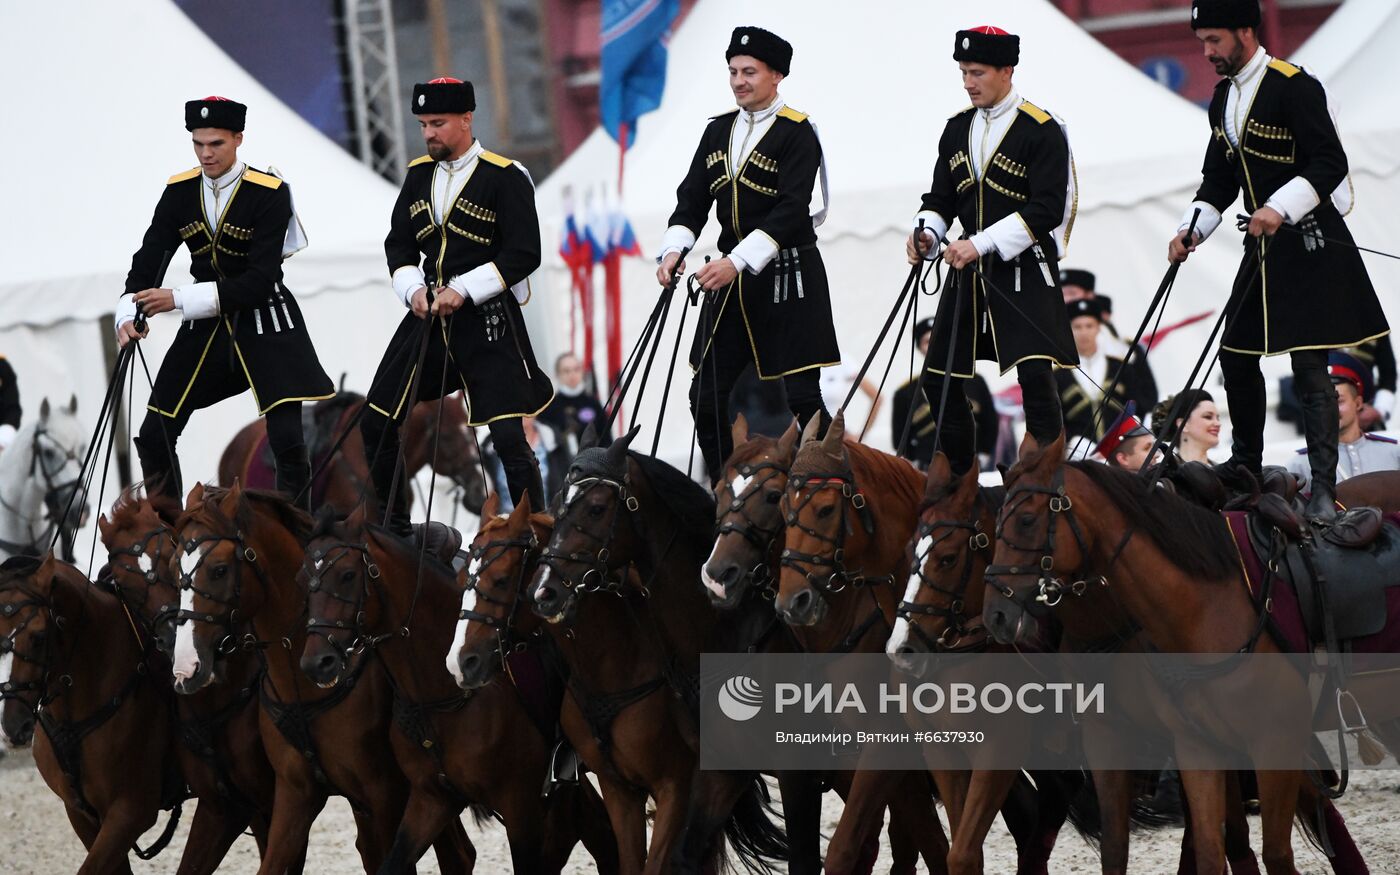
[
  {"x1": 701, "y1": 560, "x2": 726, "y2": 599},
  {"x1": 445, "y1": 583, "x2": 479, "y2": 685},
  {"x1": 178, "y1": 545, "x2": 200, "y2": 580},
  {"x1": 534, "y1": 567, "x2": 554, "y2": 603},
  {"x1": 136, "y1": 553, "x2": 153, "y2": 574},
  {"x1": 885, "y1": 548, "x2": 927, "y2": 657},
  {"x1": 172, "y1": 586, "x2": 199, "y2": 680},
  {"x1": 731, "y1": 473, "x2": 754, "y2": 500},
  {"x1": 566, "y1": 484, "x2": 580, "y2": 505}
]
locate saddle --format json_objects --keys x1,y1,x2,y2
[
  {"x1": 1247, "y1": 498, "x2": 1400, "y2": 643},
  {"x1": 413, "y1": 522, "x2": 464, "y2": 567}
]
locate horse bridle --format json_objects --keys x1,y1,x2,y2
[
  {"x1": 457, "y1": 533, "x2": 539, "y2": 663},
  {"x1": 303, "y1": 540, "x2": 384, "y2": 662},
  {"x1": 779, "y1": 472, "x2": 883, "y2": 595},
  {"x1": 0, "y1": 426, "x2": 83, "y2": 553},
  {"x1": 0, "y1": 584, "x2": 66, "y2": 711},
  {"x1": 107, "y1": 526, "x2": 178, "y2": 634},
  {"x1": 538, "y1": 475, "x2": 640, "y2": 599},
  {"x1": 714, "y1": 460, "x2": 788, "y2": 596},
  {"x1": 167, "y1": 529, "x2": 269, "y2": 657},
  {"x1": 986, "y1": 466, "x2": 1132, "y2": 611},
  {"x1": 898, "y1": 499, "x2": 993, "y2": 653}
]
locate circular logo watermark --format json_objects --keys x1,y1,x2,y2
[{"x1": 718, "y1": 675, "x2": 763, "y2": 722}]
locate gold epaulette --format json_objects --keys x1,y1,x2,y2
[
  {"x1": 950, "y1": 104, "x2": 974, "y2": 119},
  {"x1": 1269, "y1": 58, "x2": 1302, "y2": 78},
  {"x1": 167, "y1": 167, "x2": 201, "y2": 185},
  {"x1": 480, "y1": 151, "x2": 513, "y2": 168},
  {"x1": 408, "y1": 154, "x2": 434, "y2": 168},
  {"x1": 777, "y1": 106, "x2": 808, "y2": 123},
  {"x1": 1019, "y1": 101, "x2": 1052, "y2": 124},
  {"x1": 242, "y1": 169, "x2": 283, "y2": 190}
]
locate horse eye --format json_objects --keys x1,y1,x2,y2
[
  {"x1": 1018, "y1": 512, "x2": 1036, "y2": 529},
  {"x1": 341, "y1": 570, "x2": 356, "y2": 583},
  {"x1": 938, "y1": 554, "x2": 958, "y2": 569},
  {"x1": 588, "y1": 503, "x2": 606, "y2": 518},
  {"x1": 210, "y1": 565, "x2": 229, "y2": 580},
  {"x1": 817, "y1": 505, "x2": 835, "y2": 519},
  {"x1": 765, "y1": 490, "x2": 781, "y2": 505}
]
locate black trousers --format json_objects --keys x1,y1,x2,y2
[
  {"x1": 361, "y1": 408, "x2": 541, "y2": 526},
  {"x1": 690, "y1": 298, "x2": 829, "y2": 485},
  {"x1": 1220, "y1": 348, "x2": 1331, "y2": 466},
  {"x1": 136, "y1": 401, "x2": 307, "y2": 505},
  {"x1": 921, "y1": 359, "x2": 1061, "y2": 474}
]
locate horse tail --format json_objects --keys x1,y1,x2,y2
[
  {"x1": 720, "y1": 774, "x2": 790, "y2": 874},
  {"x1": 467, "y1": 802, "x2": 496, "y2": 829},
  {"x1": 1057, "y1": 770, "x2": 1102, "y2": 848}
]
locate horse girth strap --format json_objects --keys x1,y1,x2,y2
[
  {"x1": 37, "y1": 663, "x2": 149, "y2": 818},
  {"x1": 257, "y1": 653, "x2": 370, "y2": 791}
]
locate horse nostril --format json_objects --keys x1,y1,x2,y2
[
  {"x1": 458, "y1": 653, "x2": 480, "y2": 678},
  {"x1": 790, "y1": 589, "x2": 813, "y2": 616},
  {"x1": 718, "y1": 564, "x2": 740, "y2": 584}
]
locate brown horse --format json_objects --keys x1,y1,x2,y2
[
  {"x1": 298, "y1": 496, "x2": 618, "y2": 873},
  {"x1": 703, "y1": 415, "x2": 949, "y2": 875},
  {"x1": 168, "y1": 482, "x2": 473, "y2": 875},
  {"x1": 97, "y1": 487, "x2": 290, "y2": 875},
  {"x1": 0, "y1": 553, "x2": 180, "y2": 875},
  {"x1": 982, "y1": 434, "x2": 1380, "y2": 875},
  {"x1": 217, "y1": 390, "x2": 488, "y2": 515},
  {"x1": 528, "y1": 430, "x2": 787, "y2": 875}
]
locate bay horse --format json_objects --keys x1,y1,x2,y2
[
  {"x1": 983, "y1": 433, "x2": 1382, "y2": 875},
  {"x1": 297, "y1": 496, "x2": 618, "y2": 873},
  {"x1": 168, "y1": 481, "x2": 473, "y2": 875},
  {"x1": 529, "y1": 428, "x2": 787, "y2": 875},
  {"x1": 97, "y1": 486, "x2": 290, "y2": 875},
  {"x1": 0, "y1": 553, "x2": 181, "y2": 874},
  {"x1": 217, "y1": 390, "x2": 488, "y2": 515},
  {"x1": 702, "y1": 414, "x2": 949, "y2": 875},
  {"x1": 0, "y1": 396, "x2": 88, "y2": 561}
]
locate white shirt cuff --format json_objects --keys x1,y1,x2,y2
[
  {"x1": 1264, "y1": 177, "x2": 1322, "y2": 225},
  {"x1": 1374, "y1": 388, "x2": 1395, "y2": 419},
  {"x1": 1178, "y1": 201, "x2": 1222, "y2": 242},
  {"x1": 914, "y1": 211, "x2": 949, "y2": 260},
  {"x1": 114, "y1": 294, "x2": 137, "y2": 330},
  {"x1": 454, "y1": 263, "x2": 507, "y2": 305},
  {"x1": 173, "y1": 282, "x2": 220, "y2": 321},
  {"x1": 729, "y1": 230, "x2": 780, "y2": 274},
  {"x1": 657, "y1": 225, "x2": 697, "y2": 261},
  {"x1": 392, "y1": 266, "x2": 426, "y2": 309},
  {"x1": 0, "y1": 425, "x2": 16, "y2": 450},
  {"x1": 973, "y1": 213, "x2": 1035, "y2": 261}
]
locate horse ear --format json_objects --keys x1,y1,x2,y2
[
  {"x1": 222, "y1": 479, "x2": 243, "y2": 515},
  {"x1": 1017, "y1": 431, "x2": 1042, "y2": 462},
  {"x1": 776, "y1": 419, "x2": 800, "y2": 458},
  {"x1": 605, "y1": 425, "x2": 641, "y2": 468},
  {"x1": 68, "y1": 394, "x2": 78, "y2": 415},
  {"x1": 730, "y1": 412, "x2": 750, "y2": 449},
  {"x1": 799, "y1": 412, "x2": 822, "y2": 446},
  {"x1": 578, "y1": 422, "x2": 599, "y2": 451},
  {"x1": 509, "y1": 491, "x2": 531, "y2": 522},
  {"x1": 39, "y1": 397, "x2": 51, "y2": 423},
  {"x1": 956, "y1": 458, "x2": 982, "y2": 499},
  {"x1": 185, "y1": 481, "x2": 206, "y2": 511},
  {"x1": 821, "y1": 411, "x2": 845, "y2": 452},
  {"x1": 36, "y1": 551, "x2": 57, "y2": 587},
  {"x1": 345, "y1": 502, "x2": 367, "y2": 533},
  {"x1": 481, "y1": 492, "x2": 501, "y2": 519},
  {"x1": 925, "y1": 452, "x2": 953, "y2": 495}
]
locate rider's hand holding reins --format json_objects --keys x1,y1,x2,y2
[
  {"x1": 695, "y1": 256, "x2": 738, "y2": 291},
  {"x1": 943, "y1": 239, "x2": 979, "y2": 270},
  {"x1": 410, "y1": 286, "x2": 432, "y2": 319},
  {"x1": 906, "y1": 229, "x2": 937, "y2": 265},
  {"x1": 1167, "y1": 228, "x2": 1199, "y2": 264},
  {"x1": 1246, "y1": 205, "x2": 1284, "y2": 238},
  {"x1": 116, "y1": 320, "x2": 148, "y2": 349},
  {"x1": 430, "y1": 287, "x2": 465, "y2": 317},
  {"x1": 656, "y1": 251, "x2": 685, "y2": 286},
  {"x1": 132, "y1": 287, "x2": 176, "y2": 316}
]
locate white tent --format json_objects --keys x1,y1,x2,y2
[
  {"x1": 0, "y1": 1, "x2": 485, "y2": 545},
  {"x1": 536, "y1": 0, "x2": 1257, "y2": 467}
]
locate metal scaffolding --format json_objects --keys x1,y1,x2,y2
[{"x1": 342, "y1": 0, "x2": 408, "y2": 181}]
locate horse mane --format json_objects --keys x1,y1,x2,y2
[
  {"x1": 178, "y1": 486, "x2": 314, "y2": 542},
  {"x1": 1068, "y1": 460, "x2": 1239, "y2": 581},
  {"x1": 628, "y1": 452, "x2": 716, "y2": 550},
  {"x1": 795, "y1": 438, "x2": 922, "y2": 504},
  {"x1": 728, "y1": 432, "x2": 786, "y2": 467}
]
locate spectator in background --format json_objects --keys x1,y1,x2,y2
[
  {"x1": 1151, "y1": 389, "x2": 1220, "y2": 464},
  {"x1": 1289, "y1": 352, "x2": 1400, "y2": 490},
  {"x1": 1057, "y1": 298, "x2": 1155, "y2": 445},
  {"x1": 0, "y1": 357, "x2": 19, "y2": 452},
  {"x1": 1096, "y1": 401, "x2": 1157, "y2": 472},
  {"x1": 1060, "y1": 267, "x2": 1158, "y2": 407},
  {"x1": 483, "y1": 417, "x2": 570, "y2": 511},
  {"x1": 891, "y1": 317, "x2": 997, "y2": 470},
  {"x1": 538, "y1": 352, "x2": 611, "y2": 453},
  {"x1": 1348, "y1": 336, "x2": 1395, "y2": 429}
]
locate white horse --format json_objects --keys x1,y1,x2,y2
[{"x1": 0, "y1": 396, "x2": 88, "y2": 562}]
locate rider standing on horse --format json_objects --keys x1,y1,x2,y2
[
  {"x1": 1168, "y1": 0, "x2": 1389, "y2": 523},
  {"x1": 655, "y1": 26, "x2": 839, "y2": 486},
  {"x1": 361, "y1": 78, "x2": 553, "y2": 535},
  {"x1": 118, "y1": 97, "x2": 333, "y2": 508},
  {"x1": 907, "y1": 25, "x2": 1078, "y2": 476}
]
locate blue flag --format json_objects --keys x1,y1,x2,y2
[{"x1": 599, "y1": 0, "x2": 679, "y2": 149}]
